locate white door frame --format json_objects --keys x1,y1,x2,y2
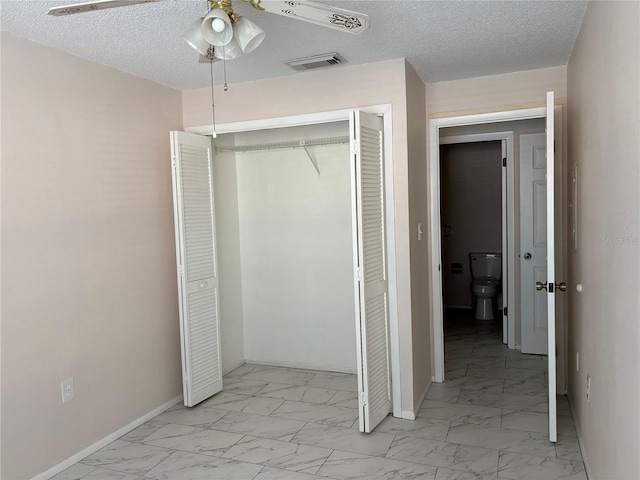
[
  {"x1": 429, "y1": 107, "x2": 565, "y2": 393},
  {"x1": 187, "y1": 105, "x2": 402, "y2": 417},
  {"x1": 439, "y1": 132, "x2": 515, "y2": 348}
]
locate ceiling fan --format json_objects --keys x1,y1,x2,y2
[{"x1": 48, "y1": 0, "x2": 370, "y2": 61}]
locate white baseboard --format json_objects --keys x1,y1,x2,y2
[
  {"x1": 567, "y1": 394, "x2": 593, "y2": 480},
  {"x1": 401, "y1": 378, "x2": 432, "y2": 420},
  {"x1": 32, "y1": 394, "x2": 183, "y2": 480},
  {"x1": 401, "y1": 410, "x2": 416, "y2": 420},
  {"x1": 243, "y1": 357, "x2": 357, "y2": 375}
]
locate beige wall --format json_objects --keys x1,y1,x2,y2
[
  {"x1": 183, "y1": 58, "x2": 427, "y2": 414},
  {"x1": 567, "y1": 2, "x2": 640, "y2": 478},
  {"x1": 1, "y1": 33, "x2": 184, "y2": 479},
  {"x1": 426, "y1": 66, "x2": 567, "y2": 117}
]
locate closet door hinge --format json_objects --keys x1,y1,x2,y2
[
  {"x1": 502, "y1": 158, "x2": 507, "y2": 167},
  {"x1": 358, "y1": 392, "x2": 368, "y2": 407},
  {"x1": 355, "y1": 267, "x2": 362, "y2": 282},
  {"x1": 178, "y1": 265, "x2": 184, "y2": 277}
]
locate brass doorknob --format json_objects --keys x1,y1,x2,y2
[
  {"x1": 557, "y1": 282, "x2": 567, "y2": 292},
  {"x1": 536, "y1": 281, "x2": 547, "y2": 291}
]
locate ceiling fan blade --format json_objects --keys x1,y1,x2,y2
[
  {"x1": 48, "y1": 0, "x2": 158, "y2": 16},
  {"x1": 260, "y1": 1, "x2": 369, "y2": 34}
]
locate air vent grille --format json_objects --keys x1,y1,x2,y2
[{"x1": 285, "y1": 53, "x2": 347, "y2": 71}]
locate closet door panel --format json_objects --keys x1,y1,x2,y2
[
  {"x1": 351, "y1": 111, "x2": 391, "y2": 433},
  {"x1": 171, "y1": 131, "x2": 222, "y2": 407}
]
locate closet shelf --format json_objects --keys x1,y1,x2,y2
[{"x1": 215, "y1": 135, "x2": 350, "y2": 153}]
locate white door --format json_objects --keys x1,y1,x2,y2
[
  {"x1": 544, "y1": 91, "x2": 558, "y2": 443},
  {"x1": 170, "y1": 131, "x2": 223, "y2": 407},
  {"x1": 519, "y1": 132, "x2": 548, "y2": 355},
  {"x1": 350, "y1": 110, "x2": 392, "y2": 433}
]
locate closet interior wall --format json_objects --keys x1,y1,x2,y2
[{"x1": 214, "y1": 121, "x2": 357, "y2": 374}]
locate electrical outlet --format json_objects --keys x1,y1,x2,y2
[
  {"x1": 61, "y1": 378, "x2": 75, "y2": 404},
  {"x1": 586, "y1": 375, "x2": 591, "y2": 402},
  {"x1": 576, "y1": 352, "x2": 579, "y2": 372}
]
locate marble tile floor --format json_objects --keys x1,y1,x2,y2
[{"x1": 53, "y1": 311, "x2": 586, "y2": 480}]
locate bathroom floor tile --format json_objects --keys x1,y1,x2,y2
[
  {"x1": 386, "y1": 435, "x2": 499, "y2": 476},
  {"x1": 376, "y1": 415, "x2": 451, "y2": 441},
  {"x1": 221, "y1": 436, "x2": 332, "y2": 474},
  {"x1": 210, "y1": 410, "x2": 307, "y2": 441},
  {"x1": 144, "y1": 450, "x2": 263, "y2": 480},
  {"x1": 498, "y1": 451, "x2": 586, "y2": 479},
  {"x1": 292, "y1": 421, "x2": 395, "y2": 456},
  {"x1": 446, "y1": 422, "x2": 556, "y2": 458},
  {"x1": 418, "y1": 400, "x2": 503, "y2": 426},
  {"x1": 317, "y1": 450, "x2": 438, "y2": 480},
  {"x1": 81, "y1": 440, "x2": 173, "y2": 476},
  {"x1": 270, "y1": 400, "x2": 358, "y2": 428}
]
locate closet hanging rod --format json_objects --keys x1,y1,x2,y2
[{"x1": 215, "y1": 135, "x2": 350, "y2": 153}]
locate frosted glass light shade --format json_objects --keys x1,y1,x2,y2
[
  {"x1": 181, "y1": 17, "x2": 210, "y2": 55},
  {"x1": 213, "y1": 39, "x2": 243, "y2": 60},
  {"x1": 233, "y1": 17, "x2": 265, "y2": 54},
  {"x1": 201, "y1": 9, "x2": 233, "y2": 46}
]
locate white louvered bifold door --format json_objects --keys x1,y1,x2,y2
[
  {"x1": 170, "y1": 131, "x2": 223, "y2": 407},
  {"x1": 350, "y1": 111, "x2": 391, "y2": 433}
]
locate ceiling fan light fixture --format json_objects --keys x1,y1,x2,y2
[
  {"x1": 213, "y1": 38, "x2": 243, "y2": 60},
  {"x1": 233, "y1": 17, "x2": 265, "y2": 54},
  {"x1": 182, "y1": 17, "x2": 211, "y2": 55},
  {"x1": 201, "y1": 8, "x2": 233, "y2": 46}
]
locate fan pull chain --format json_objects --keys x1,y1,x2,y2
[
  {"x1": 222, "y1": 46, "x2": 228, "y2": 91},
  {"x1": 209, "y1": 55, "x2": 217, "y2": 138}
]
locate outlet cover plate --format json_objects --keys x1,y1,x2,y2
[{"x1": 61, "y1": 378, "x2": 75, "y2": 403}]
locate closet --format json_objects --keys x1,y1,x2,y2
[
  {"x1": 170, "y1": 111, "x2": 392, "y2": 432},
  {"x1": 218, "y1": 121, "x2": 356, "y2": 373}
]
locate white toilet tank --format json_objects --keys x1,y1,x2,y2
[{"x1": 469, "y1": 252, "x2": 502, "y2": 279}]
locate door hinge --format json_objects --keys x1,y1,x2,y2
[
  {"x1": 503, "y1": 307, "x2": 508, "y2": 316},
  {"x1": 502, "y1": 157, "x2": 507, "y2": 167},
  {"x1": 358, "y1": 392, "x2": 368, "y2": 407},
  {"x1": 355, "y1": 267, "x2": 362, "y2": 282},
  {"x1": 178, "y1": 265, "x2": 184, "y2": 277}
]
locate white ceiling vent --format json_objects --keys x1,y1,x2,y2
[{"x1": 285, "y1": 53, "x2": 346, "y2": 71}]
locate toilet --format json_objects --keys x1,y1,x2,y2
[{"x1": 469, "y1": 252, "x2": 502, "y2": 320}]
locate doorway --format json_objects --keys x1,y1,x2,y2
[
  {"x1": 439, "y1": 135, "x2": 511, "y2": 348},
  {"x1": 429, "y1": 106, "x2": 566, "y2": 393}
]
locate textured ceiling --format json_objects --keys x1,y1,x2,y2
[{"x1": 0, "y1": 0, "x2": 587, "y2": 91}]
